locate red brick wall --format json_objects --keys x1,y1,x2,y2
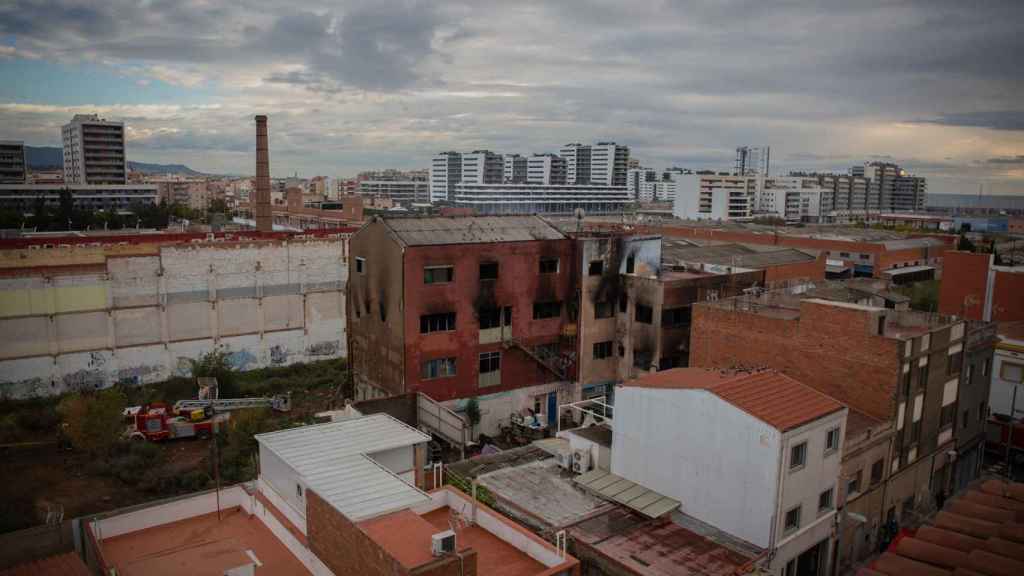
[
  {"x1": 307, "y1": 490, "x2": 410, "y2": 576},
  {"x1": 403, "y1": 239, "x2": 576, "y2": 401},
  {"x1": 763, "y1": 253, "x2": 827, "y2": 284},
  {"x1": 690, "y1": 300, "x2": 901, "y2": 420},
  {"x1": 992, "y1": 269, "x2": 1024, "y2": 321},
  {"x1": 937, "y1": 251, "x2": 991, "y2": 320}
]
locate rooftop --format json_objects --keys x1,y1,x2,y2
[
  {"x1": 624, "y1": 368, "x2": 845, "y2": 432},
  {"x1": 380, "y1": 215, "x2": 566, "y2": 246},
  {"x1": 99, "y1": 507, "x2": 310, "y2": 576},
  {"x1": 661, "y1": 239, "x2": 817, "y2": 269},
  {"x1": 569, "y1": 507, "x2": 760, "y2": 576},
  {"x1": 255, "y1": 413, "x2": 431, "y2": 521},
  {"x1": 0, "y1": 553, "x2": 90, "y2": 576}
]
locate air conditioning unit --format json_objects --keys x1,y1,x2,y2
[
  {"x1": 572, "y1": 449, "x2": 591, "y2": 474},
  {"x1": 557, "y1": 450, "x2": 572, "y2": 470},
  {"x1": 431, "y1": 530, "x2": 456, "y2": 556}
]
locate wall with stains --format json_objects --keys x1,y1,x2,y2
[{"x1": 0, "y1": 236, "x2": 348, "y2": 398}]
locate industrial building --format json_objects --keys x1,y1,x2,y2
[
  {"x1": 0, "y1": 183, "x2": 158, "y2": 212},
  {"x1": 453, "y1": 182, "x2": 633, "y2": 215}
]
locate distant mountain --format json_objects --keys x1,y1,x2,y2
[{"x1": 25, "y1": 145, "x2": 206, "y2": 176}]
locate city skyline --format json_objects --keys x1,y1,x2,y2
[{"x1": 1, "y1": 1, "x2": 1022, "y2": 195}]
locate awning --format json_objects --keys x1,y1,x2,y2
[
  {"x1": 574, "y1": 469, "x2": 680, "y2": 518},
  {"x1": 882, "y1": 265, "x2": 935, "y2": 277}
]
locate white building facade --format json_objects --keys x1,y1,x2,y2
[
  {"x1": 527, "y1": 153, "x2": 567, "y2": 185},
  {"x1": 453, "y1": 182, "x2": 632, "y2": 215},
  {"x1": 503, "y1": 154, "x2": 528, "y2": 183},
  {"x1": 460, "y1": 150, "x2": 504, "y2": 185},
  {"x1": 673, "y1": 173, "x2": 758, "y2": 221},
  {"x1": 429, "y1": 151, "x2": 461, "y2": 202},
  {"x1": 62, "y1": 114, "x2": 127, "y2": 185}
]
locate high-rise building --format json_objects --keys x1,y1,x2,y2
[
  {"x1": 0, "y1": 140, "x2": 27, "y2": 183},
  {"x1": 61, "y1": 114, "x2": 127, "y2": 185},
  {"x1": 735, "y1": 146, "x2": 770, "y2": 176},
  {"x1": 560, "y1": 142, "x2": 629, "y2": 186},
  {"x1": 861, "y1": 162, "x2": 926, "y2": 212},
  {"x1": 460, "y1": 150, "x2": 503, "y2": 185},
  {"x1": 357, "y1": 169, "x2": 430, "y2": 205},
  {"x1": 502, "y1": 154, "x2": 528, "y2": 183},
  {"x1": 526, "y1": 153, "x2": 566, "y2": 185},
  {"x1": 560, "y1": 143, "x2": 591, "y2": 185},
  {"x1": 626, "y1": 167, "x2": 658, "y2": 200},
  {"x1": 429, "y1": 151, "x2": 461, "y2": 202}
]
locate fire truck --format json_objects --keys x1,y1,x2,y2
[{"x1": 124, "y1": 394, "x2": 291, "y2": 442}]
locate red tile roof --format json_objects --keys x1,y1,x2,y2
[
  {"x1": 624, "y1": 368, "x2": 845, "y2": 432},
  {"x1": 0, "y1": 552, "x2": 90, "y2": 576}
]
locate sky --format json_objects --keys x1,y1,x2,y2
[{"x1": 1, "y1": 0, "x2": 1023, "y2": 195}]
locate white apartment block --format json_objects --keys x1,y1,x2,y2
[
  {"x1": 759, "y1": 176, "x2": 826, "y2": 222},
  {"x1": 429, "y1": 151, "x2": 461, "y2": 202},
  {"x1": 673, "y1": 173, "x2": 758, "y2": 221},
  {"x1": 628, "y1": 168, "x2": 688, "y2": 202},
  {"x1": 736, "y1": 146, "x2": 771, "y2": 176},
  {"x1": 503, "y1": 154, "x2": 528, "y2": 183},
  {"x1": 453, "y1": 182, "x2": 631, "y2": 215},
  {"x1": 62, "y1": 114, "x2": 127, "y2": 185},
  {"x1": 613, "y1": 369, "x2": 847, "y2": 576},
  {"x1": 560, "y1": 141, "x2": 629, "y2": 186},
  {"x1": 460, "y1": 150, "x2": 503, "y2": 185},
  {"x1": 526, "y1": 153, "x2": 567, "y2": 185}
]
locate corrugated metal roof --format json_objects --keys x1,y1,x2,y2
[
  {"x1": 882, "y1": 265, "x2": 935, "y2": 276},
  {"x1": 256, "y1": 413, "x2": 432, "y2": 521},
  {"x1": 625, "y1": 368, "x2": 845, "y2": 432},
  {"x1": 882, "y1": 237, "x2": 945, "y2": 251},
  {"x1": 382, "y1": 216, "x2": 565, "y2": 246},
  {"x1": 575, "y1": 469, "x2": 681, "y2": 518},
  {"x1": 662, "y1": 241, "x2": 817, "y2": 269}
]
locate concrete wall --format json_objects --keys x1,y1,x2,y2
[
  {"x1": 611, "y1": 386, "x2": 780, "y2": 548},
  {"x1": 0, "y1": 236, "x2": 348, "y2": 398},
  {"x1": 259, "y1": 444, "x2": 309, "y2": 528}
]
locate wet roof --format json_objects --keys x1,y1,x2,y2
[
  {"x1": 661, "y1": 240, "x2": 817, "y2": 269},
  {"x1": 255, "y1": 413, "x2": 431, "y2": 521},
  {"x1": 382, "y1": 216, "x2": 565, "y2": 246},
  {"x1": 881, "y1": 237, "x2": 946, "y2": 251},
  {"x1": 0, "y1": 553, "x2": 90, "y2": 576},
  {"x1": 625, "y1": 368, "x2": 845, "y2": 432}
]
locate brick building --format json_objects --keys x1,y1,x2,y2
[
  {"x1": 348, "y1": 216, "x2": 577, "y2": 406},
  {"x1": 939, "y1": 251, "x2": 1024, "y2": 322},
  {"x1": 690, "y1": 288, "x2": 987, "y2": 566}
]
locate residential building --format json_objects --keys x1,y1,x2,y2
[
  {"x1": 453, "y1": 182, "x2": 632, "y2": 215},
  {"x1": 460, "y1": 150, "x2": 503, "y2": 185},
  {"x1": 527, "y1": 153, "x2": 567, "y2": 185},
  {"x1": 757, "y1": 176, "x2": 826, "y2": 222},
  {"x1": 560, "y1": 143, "x2": 591, "y2": 185},
  {"x1": 673, "y1": 173, "x2": 758, "y2": 221},
  {"x1": 989, "y1": 328, "x2": 1024, "y2": 421},
  {"x1": 816, "y1": 173, "x2": 871, "y2": 214},
  {"x1": 626, "y1": 167, "x2": 657, "y2": 201},
  {"x1": 953, "y1": 321, "x2": 997, "y2": 493},
  {"x1": 357, "y1": 169, "x2": 430, "y2": 205},
  {"x1": 614, "y1": 368, "x2": 847, "y2": 576},
  {"x1": 736, "y1": 146, "x2": 770, "y2": 176},
  {"x1": 504, "y1": 153, "x2": 528, "y2": 183},
  {"x1": 348, "y1": 216, "x2": 578, "y2": 432},
  {"x1": 0, "y1": 140, "x2": 27, "y2": 183},
  {"x1": 860, "y1": 162, "x2": 927, "y2": 213},
  {"x1": 0, "y1": 183, "x2": 157, "y2": 212},
  {"x1": 939, "y1": 251, "x2": 1024, "y2": 322},
  {"x1": 691, "y1": 288, "x2": 981, "y2": 565},
  {"x1": 61, "y1": 114, "x2": 127, "y2": 185},
  {"x1": 429, "y1": 151, "x2": 461, "y2": 202},
  {"x1": 560, "y1": 142, "x2": 629, "y2": 186},
  {"x1": 79, "y1": 411, "x2": 578, "y2": 576}
]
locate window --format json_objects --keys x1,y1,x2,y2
[
  {"x1": 847, "y1": 469, "x2": 862, "y2": 496},
  {"x1": 871, "y1": 459, "x2": 884, "y2": 485},
  {"x1": 903, "y1": 370, "x2": 912, "y2": 397},
  {"x1": 784, "y1": 505, "x2": 801, "y2": 532},
  {"x1": 594, "y1": 301, "x2": 614, "y2": 319},
  {"x1": 355, "y1": 257, "x2": 365, "y2": 274},
  {"x1": 593, "y1": 341, "x2": 613, "y2": 359},
  {"x1": 909, "y1": 420, "x2": 922, "y2": 444},
  {"x1": 789, "y1": 442, "x2": 807, "y2": 470},
  {"x1": 819, "y1": 488, "x2": 834, "y2": 512},
  {"x1": 635, "y1": 304, "x2": 653, "y2": 324},
  {"x1": 940, "y1": 404, "x2": 955, "y2": 429},
  {"x1": 479, "y1": 351, "x2": 501, "y2": 374},
  {"x1": 962, "y1": 410, "x2": 969, "y2": 429},
  {"x1": 625, "y1": 255, "x2": 636, "y2": 274},
  {"x1": 983, "y1": 359, "x2": 990, "y2": 376},
  {"x1": 633, "y1": 348, "x2": 652, "y2": 370},
  {"x1": 979, "y1": 402, "x2": 987, "y2": 422},
  {"x1": 420, "y1": 312, "x2": 456, "y2": 334},
  {"x1": 479, "y1": 261, "x2": 498, "y2": 281},
  {"x1": 618, "y1": 293, "x2": 628, "y2": 313},
  {"x1": 424, "y1": 265, "x2": 454, "y2": 284},
  {"x1": 1001, "y1": 362, "x2": 1024, "y2": 383},
  {"x1": 539, "y1": 258, "x2": 559, "y2": 274},
  {"x1": 533, "y1": 301, "x2": 562, "y2": 319},
  {"x1": 661, "y1": 307, "x2": 691, "y2": 327},
  {"x1": 785, "y1": 560, "x2": 796, "y2": 576},
  {"x1": 859, "y1": 253, "x2": 870, "y2": 260},
  {"x1": 965, "y1": 363, "x2": 974, "y2": 386},
  {"x1": 948, "y1": 351, "x2": 963, "y2": 375},
  {"x1": 296, "y1": 484, "x2": 304, "y2": 499},
  {"x1": 839, "y1": 252, "x2": 850, "y2": 258},
  {"x1": 825, "y1": 427, "x2": 840, "y2": 454},
  {"x1": 588, "y1": 260, "x2": 604, "y2": 276},
  {"x1": 479, "y1": 306, "x2": 511, "y2": 329},
  {"x1": 422, "y1": 357, "x2": 456, "y2": 379},
  {"x1": 918, "y1": 363, "x2": 929, "y2": 387}
]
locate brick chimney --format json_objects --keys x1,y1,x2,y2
[{"x1": 254, "y1": 115, "x2": 273, "y2": 233}]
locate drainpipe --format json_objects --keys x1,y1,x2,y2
[{"x1": 767, "y1": 433, "x2": 787, "y2": 569}]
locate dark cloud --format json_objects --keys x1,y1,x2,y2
[{"x1": 914, "y1": 111, "x2": 1024, "y2": 132}]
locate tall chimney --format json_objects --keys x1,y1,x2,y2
[{"x1": 254, "y1": 115, "x2": 273, "y2": 233}]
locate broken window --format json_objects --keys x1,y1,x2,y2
[
  {"x1": 479, "y1": 306, "x2": 512, "y2": 329},
  {"x1": 539, "y1": 257, "x2": 559, "y2": 274},
  {"x1": 625, "y1": 255, "x2": 635, "y2": 274},
  {"x1": 533, "y1": 301, "x2": 562, "y2": 319},
  {"x1": 593, "y1": 341, "x2": 613, "y2": 359},
  {"x1": 479, "y1": 261, "x2": 498, "y2": 281},
  {"x1": 588, "y1": 260, "x2": 604, "y2": 276},
  {"x1": 355, "y1": 257, "x2": 365, "y2": 274},
  {"x1": 594, "y1": 301, "x2": 614, "y2": 319},
  {"x1": 661, "y1": 307, "x2": 691, "y2": 326},
  {"x1": 424, "y1": 265, "x2": 454, "y2": 284},
  {"x1": 635, "y1": 304, "x2": 653, "y2": 324},
  {"x1": 420, "y1": 312, "x2": 456, "y2": 334}
]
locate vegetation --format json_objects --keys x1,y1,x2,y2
[
  {"x1": 187, "y1": 348, "x2": 240, "y2": 398},
  {"x1": 956, "y1": 233, "x2": 977, "y2": 252},
  {"x1": 465, "y1": 397, "x2": 481, "y2": 437},
  {"x1": 897, "y1": 279, "x2": 940, "y2": 312},
  {"x1": 56, "y1": 388, "x2": 128, "y2": 455}
]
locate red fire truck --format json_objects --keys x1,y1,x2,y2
[{"x1": 124, "y1": 394, "x2": 289, "y2": 442}]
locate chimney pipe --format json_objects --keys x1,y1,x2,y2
[{"x1": 254, "y1": 115, "x2": 272, "y2": 233}]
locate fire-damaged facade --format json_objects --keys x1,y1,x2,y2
[{"x1": 348, "y1": 216, "x2": 578, "y2": 404}]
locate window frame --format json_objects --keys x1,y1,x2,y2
[
  {"x1": 824, "y1": 426, "x2": 840, "y2": 455},
  {"x1": 789, "y1": 441, "x2": 807, "y2": 471},
  {"x1": 818, "y1": 487, "x2": 834, "y2": 513},
  {"x1": 355, "y1": 256, "x2": 365, "y2": 274},
  {"x1": 423, "y1": 265, "x2": 455, "y2": 285},
  {"x1": 1001, "y1": 361, "x2": 1024, "y2": 383},
  {"x1": 420, "y1": 312, "x2": 456, "y2": 334},
  {"x1": 539, "y1": 257, "x2": 559, "y2": 274},
  {"x1": 870, "y1": 459, "x2": 884, "y2": 485},
  {"x1": 421, "y1": 357, "x2": 457, "y2": 380},
  {"x1": 588, "y1": 260, "x2": 604, "y2": 276},
  {"x1": 479, "y1": 261, "x2": 499, "y2": 281},
  {"x1": 593, "y1": 341, "x2": 614, "y2": 359},
  {"x1": 533, "y1": 301, "x2": 562, "y2": 320},
  {"x1": 784, "y1": 505, "x2": 802, "y2": 533},
  {"x1": 635, "y1": 303, "x2": 654, "y2": 324},
  {"x1": 847, "y1": 469, "x2": 862, "y2": 496},
  {"x1": 479, "y1": 351, "x2": 501, "y2": 374}
]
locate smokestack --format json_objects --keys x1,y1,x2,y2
[{"x1": 254, "y1": 115, "x2": 272, "y2": 233}]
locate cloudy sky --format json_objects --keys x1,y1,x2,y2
[{"x1": 2, "y1": 0, "x2": 1023, "y2": 195}]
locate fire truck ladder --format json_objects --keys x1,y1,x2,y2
[{"x1": 173, "y1": 394, "x2": 291, "y2": 414}]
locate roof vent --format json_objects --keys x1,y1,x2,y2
[{"x1": 431, "y1": 530, "x2": 456, "y2": 556}]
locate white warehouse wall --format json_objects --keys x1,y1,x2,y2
[{"x1": 611, "y1": 386, "x2": 780, "y2": 548}]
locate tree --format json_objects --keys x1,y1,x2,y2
[
  {"x1": 956, "y1": 234, "x2": 976, "y2": 252},
  {"x1": 187, "y1": 347, "x2": 239, "y2": 398},
  {"x1": 56, "y1": 388, "x2": 128, "y2": 455},
  {"x1": 465, "y1": 397, "x2": 481, "y2": 439}
]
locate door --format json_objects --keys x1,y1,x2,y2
[{"x1": 547, "y1": 392, "x2": 557, "y2": 429}]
